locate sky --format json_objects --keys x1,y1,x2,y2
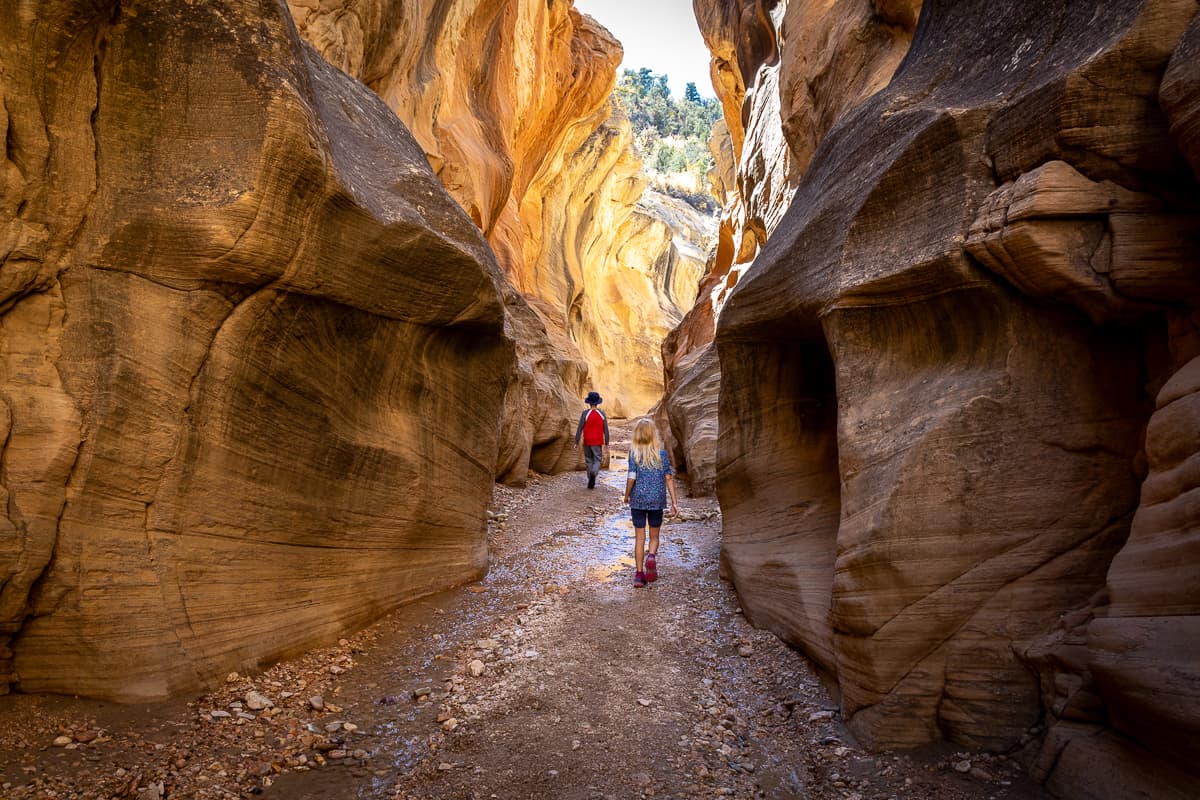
[{"x1": 572, "y1": 0, "x2": 715, "y2": 99}]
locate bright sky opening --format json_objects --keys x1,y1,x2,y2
[{"x1": 573, "y1": 0, "x2": 716, "y2": 100}]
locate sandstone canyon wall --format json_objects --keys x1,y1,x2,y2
[
  {"x1": 289, "y1": 0, "x2": 709, "y2": 422},
  {"x1": 0, "y1": 0, "x2": 513, "y2": 700},
  {"x1": 710, "y1": 0, "x2": 1200, "y2": 797},
  {"x1": 662, "y1": 0, "x2": 919, "y2": 494}
]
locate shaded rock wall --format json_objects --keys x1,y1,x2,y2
[
  {"x1": 290, "y1": 0, "x2": 708, "y2": 421},
  {"x1": 663, "y1": 0, "x2": 919, "y2": 493},
  {"x1": 712, "y1": 0, "x2": 1200, "y2": 796},
  {"x1": 0, "y1": 0, "x2": 512, "y2": 700}
]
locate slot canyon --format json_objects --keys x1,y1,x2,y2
[{"x1": 1, "y1": 1, "x2": 1197, "y2": 798}]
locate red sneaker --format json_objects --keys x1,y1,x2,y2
[
  {"x1": 644, "y1": 553, "x2": 658, "y2": 582},
  {"x1": 633, "y1": 571, "x2": 647, "y2": 588}
]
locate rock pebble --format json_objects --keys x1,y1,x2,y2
[{"x1": 244, "y1": 690, "x2": 273, "y2": 710}]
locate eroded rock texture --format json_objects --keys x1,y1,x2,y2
[
  {"x1": 506, "y1": 108, "x2": 710, "y2": 417},
  {"x1": 662, "y1": 0, "x2": 920, "y2": 493},
  {"x1": 0, "y1": 0, "x2": 512, "y2": 700},
  {"x1": 712, "y1": 0, "x2": 1200, "y2": 796},
  {"x1": 290, "y1": 1, "x2": 707, "y2": 420}
]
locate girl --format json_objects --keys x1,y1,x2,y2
[{"x1": 623, "y1": 418, "x2": 679, "y2": 587}]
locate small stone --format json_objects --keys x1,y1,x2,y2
[
  {"x1": 52, "y1": 735, "x2": 73, "y2": 747},
  {"x1": 637, "y1": 698, "x2": 652, "y2": 707},
  {"x1": 442, "y1": 718, "x2": 459, "y2": 731},
  {"x1": 209, "y1": 710, "x2": 232, "y2": 719},
  {"x1": 342, "y1": 722, "x2": 358, "y2": 733},
  {"x1": 834, "y1": 746, "x2": 850, "y2": 758},
  {"x1": 325, "y1": 722, "x2": 343, "y2": 733},
  {"x1": 476, "y1": 639, "x2": 499, "y2": 651},
  {"x1": 329, "y1": 749, "x2": 348, "y2": 759},
  {"x1": 438, "y1": 762, "x2": 454, "y2": 771},
  {"x1": 308, "y1": 696, "x2": 326, "y2": 711},
  {"x1": 970, "y1": 767, "x2": 993, "y2": 781},
  {"x1": 73, "y1": 730, "x2": 98, "y2": 743},
  {"x1": 808, "y1": 711, "x2": 834, "y2": 723},
  {"x1": 225, "y1": 672, "x2": 240, "y2": 683},
  {"x1": 413, "y1": 687, "x2": 433, "y2": 698},
  {"x1": 954, "y1": 760, "x2": 972, "y2": 773},
  {"x1": 468, "y1": 659, "x2": 486, "y2": 677},
  {"x1": 738, "y1": 645, "x2": 754, "y2": 658},
  {"x1": 245, "y1": 690, "x2": 273, "y2": 710},
  {"x1": 329, "y1": 665, "x2": 345, "y2": 675}
]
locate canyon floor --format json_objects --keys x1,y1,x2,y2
[{"x1": 0, "y1": 423, "x2": 1051, "y2": 800}]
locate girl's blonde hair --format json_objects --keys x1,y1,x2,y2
[{"x1": 630, "y1": 418, "x2": 663, "y2": 469}]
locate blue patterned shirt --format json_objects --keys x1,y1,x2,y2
[{"x1": 627, "y1": 450, "x2": 673, "y2": 510}]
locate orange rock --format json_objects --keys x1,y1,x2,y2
[
  {"x1": 1, "y1": 0, "x2": 509, "y2": 701},
  {"x1": 702, "y1": 1, "x2": 1200, "y2": 796}
]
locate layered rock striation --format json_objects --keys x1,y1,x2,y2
[
  {"x1": 291, "y1": 0, "x2": 709, "y2": 424},
  {"x1": 0, "y1": 0, "x2": 512, "y2": 700},
  {"x1": 663, "y1": 0, "x2": 919, "y2": 494},
  {"x1": 710, "y1": 0, "x2": 1200, "y2": 796}
]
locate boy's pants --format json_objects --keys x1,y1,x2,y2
[{"x1": 584, "y1": 445, "x2": 603, "y2": 485}]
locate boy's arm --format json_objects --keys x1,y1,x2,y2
[
  {"x1": 574, "y1": 410, "x2": 586, "y2": 446},
  {"x1": 603, "y1": 413, "x2": 610, "y2": 446}
]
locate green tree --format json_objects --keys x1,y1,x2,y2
[{"x1": 613, "y1": 68, "x2": 723, "y2": 207}]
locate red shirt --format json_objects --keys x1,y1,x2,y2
[{"x1": 581, "y1": 408, "x2": 607, "y2": 446}]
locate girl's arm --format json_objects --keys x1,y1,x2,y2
[
  {"x1": 666, "y1": 474, "x2": 679, "y2": 517},
  {"x1": 623, "y1": 476, "x2": 634, "y2": 504}
]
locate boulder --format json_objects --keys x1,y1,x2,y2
[{"x1": 0, "y1": 0, "x2": 511, "y2": 700}]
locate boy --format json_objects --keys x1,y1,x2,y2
[{"x1": 574, "y1": 391, "x2": 609, "y2": 489}]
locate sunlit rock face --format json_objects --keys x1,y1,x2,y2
[
  {"x1": 519, "y1": 109, "x2": 711, "y2": 417},
  {"x1": 0, "y1": 0, "x2": 512, "y2": 700},
  {"x1": 714, "y1": 0, "x2": 1200, "y2": 796},
  {"x1": 291, "y1": 0, "x2": 707, "y2": 421},
  {"x1": 663, "y1": 0, "x2": 919, "y2": 493}
]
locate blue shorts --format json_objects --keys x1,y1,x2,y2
[{"x1": 631, "y1": 508, "x2": 663, "y2": 528}]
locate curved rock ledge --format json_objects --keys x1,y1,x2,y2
[
  {"x1": 708, "y1": 0, "x2": 1200, "y2": 796},
  {"x1": 0, "y1": 0, "x2": 512, "y2": 700}
]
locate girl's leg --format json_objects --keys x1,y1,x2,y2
[
  {"x1": 644, "y1": 526, "x2": 661, "y2": 581},
  {"x1": 633, "y1": 525, "x2": 646, "y2": 571}
]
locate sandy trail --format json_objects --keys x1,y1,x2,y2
[{"x1": 0, "y1": 424, "x2": 1048, "y2": 800}]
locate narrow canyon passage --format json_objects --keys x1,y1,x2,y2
[{"x1": 0, "y1": 423, "x2": 1048, "y2": 800}]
